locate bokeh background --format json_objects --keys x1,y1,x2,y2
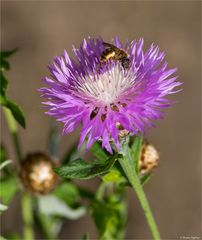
[{"x1": 1, "y1": 1, "x2": 201, "y2": 239}]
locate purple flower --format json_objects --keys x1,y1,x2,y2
[{"x1": 40, "y1": 37, "x2": 182, "y2": 153}]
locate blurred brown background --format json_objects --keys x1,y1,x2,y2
[{"x1": 1, "y1": 1, "x2": 201, "y2": 239}]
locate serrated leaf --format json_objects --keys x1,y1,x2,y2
[
  {"x1": 130, "y1": 136, "x2": 143, "y2": 174},
  {"x1": 0, "y1": 177, "x2": 19, "y2": 204},
  {"x1": 54, "y1": 154, "x2": 118, "y2": 180},
  {"x1": 38, "y1": 195, "x2": 86, "y2": 219},
  {"x1": 91, "y1": 142, "x2": 109, "y2": 162},
  {"x1": 4, "y1": 100, "x2": 26, "y2": 128}
]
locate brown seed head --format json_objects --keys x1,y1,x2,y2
[
  {"x1": 139, "y1": 143, "x2": 159, "y2": 175},
  {"x1": 20, "y1": 152, "x2": 58, "y2": 194}
]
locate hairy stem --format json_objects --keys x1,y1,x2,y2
[{"x1": 119, "y1": 139, "x2": 160, "y2": 240}]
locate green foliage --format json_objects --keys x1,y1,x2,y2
[
  {"x1": 0, "y1": 49, "x2": 26, "y2": 128},
  {"x1": 37, "y1": 195, "x2": 86, "y2": 220},
  {"x1": 102, "y1": 169, "x2": 122, "y2": 183},
  {"x1": 54, "y1": 154, "x2": 118, "y2": 180},
  {"x1": 0, "y1": 145, "x2": 8, "y2": 164},
  {"x1": 90, "y1": 142, "x2": 109, "y2": 163},
  {"x1": 2, "y1": 100, "x2": 25, "y2": 129},
  {"x1": 92, "y1": 199, "x2": 126, "y2": 240},
  {"x1": 53, "y1": 181, "x2": 80, "y2": 207},
  {"x1": 0, "y1": 177, "x2": 19, "y2": 205},
  {"x1": 130, "y1": 136, "x2": 143, "y2": 174},
  {"x1": 0, "y1": 73, "x2": 8, "y2": 98},
  {"x1": 0, "y1": 236, "x2": 7, "y2": 240},
  {"x1": 35, "y1": 212, "x2": 62, "y2": 240},
  {"x1": 140, "y1": 173, "x2": 151, "y2": 185},
  {"x1": 82, "y1": 233, "x2": 90, "y2": 240},
  {"x1": 0, "y1": 49, "x2": 18, "y2": 71},
  {"x1": 5, "y1": 233, "x2": 22, "y2": 240},
  {"x1": 0, "y1": 160, "x2": 12, "y2": 171}
]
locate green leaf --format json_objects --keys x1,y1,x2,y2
[
  {"x1": 62, "y1": 144, "x2": 78, "y2": 164},
  {"x1": 0, "y1": 177, "x2": 19, "y2": 204},
  {"x1": 0, "y1": 49, "x2": 26, "y2": 129},
  {"x1": 82, "y1": 233, "x2": 90, "y2": 240},
  {"x1": 0, "y1": 160, "x2": 12, "y2": 171},
  {"x1": 140, "y1": 173, "x2": 151, "y2": 186},
  {"x1": 53, "y1": 182, "x2": 80, "y2": 207},
  {"x1": 0, "y1": 236, "x2": 7, "y2": 240},
  {"x1": 0, "y1": 73, "x2": 8, "y2": 98},
  {"x1": 54, "y1": 154, "x2": 118, "y2": 180},
  {"x1": 4, "y1": 100, "x2": 26, "y2": 128},
  {"x1": 0, "y1": 49, "x2": 18, "y2": 72},
  {"x1": 0, "y1": 49, "x2": 18, "y2": 59},
  {"x1": 38, "y1": 195, "x2": 86, "y2": 220},
  {"x1": 0, "y1": 60, "x2": 10, "y2": 71},
  {"x1": 0, "y1": 144, "x2": 8, "y2": 164},
  {"x1": 102, "y1": 169, "x2": 122, "y2": 183},
  {"x1": 130, "y1": 136, "x2": 143, "y2": 174},
  {"x1": 92, "y1": 201, "x2": 126, "y2": 240},
  {"x1": 91, "y1": 142, "x2": 109, "y2": 163}
]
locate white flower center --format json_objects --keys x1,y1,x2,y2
[{"x1": 77, "y1": 64, "x2": 136, "y2": 104}]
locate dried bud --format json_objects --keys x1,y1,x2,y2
[
  {"x1": 20, "y1": 152, "x2": 58, "y2": 194},
  {"x1": 139, "y1": 143, "x2": 159, "y2": 175},
  {"x1": 116, "y1": 122, "x2": 130, "y2": 138}
]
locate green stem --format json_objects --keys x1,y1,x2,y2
[
  {"x1": 35, "y1": 213, "x2": 57, "y2": 240},
  {"x1": 3, "y1": 107, "x2": 22, "y2": 161},
  {"x1": 22, "y1": 193, "x2": 34, "y2": 240},
  {"x1": 95, "y1": 181, "x2": 106, "y2": 201},
  {"x1": 119, "y1": 140, "x2": 160, "y2": 240}
]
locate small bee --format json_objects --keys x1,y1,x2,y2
[{"x1": 100, "y1": 42, "x2": 130, "y2": 70}]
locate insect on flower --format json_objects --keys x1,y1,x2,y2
[
  {"x1": 40, "y1": 37, "x2": 182, "y2": 153},
  {"x1": 100, "y1": 42, "x2": 130, "y2": 70}
]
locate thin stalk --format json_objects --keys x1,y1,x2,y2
[
  {"x1": 3, "y1": 107, "x2": 22, "y2": 161},
  {"x1": 35, "y1": 213, "x2": 57, "y2": 240},
  {"x1": 119, "y1": 140, "x2": 160, "y2": 240},
  {"x1": 21, "y1": 193, "x2": 34, "y2": 240}
]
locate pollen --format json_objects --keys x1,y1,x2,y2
[{"x1": 77, "y1": 64, "x2": 136, "y2": 105}]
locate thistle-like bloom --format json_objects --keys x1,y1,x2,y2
[{"x1": 40, "y1": 37, "x2": 181, "y2": 153}]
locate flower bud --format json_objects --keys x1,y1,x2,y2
[
  {"x1": 20, "y1": 152, "x2": 58, "y2": 194},
  {"x1": 139, "y1": 143, "x2": 159, "y2": 175}
]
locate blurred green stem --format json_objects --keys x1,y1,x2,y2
[
  {"x1": 3, "y1": 107, "x2": 22, "y2": 161},
  {"x1": 119, "y1": 139, "x2": 160, "y2": 240},
  {"x1": 35, "y1": 213, "x2": 57, "y2": 240},
  {"x1": 22, "y1": 193, "x2": 34, "y2": 240},
  {"x1": 95, "y1": 181, "x2": 106, "y2": 201}
]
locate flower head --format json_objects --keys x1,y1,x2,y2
[{"x1": 40, "y1": 37, "x2": 182, "y2": 153}]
